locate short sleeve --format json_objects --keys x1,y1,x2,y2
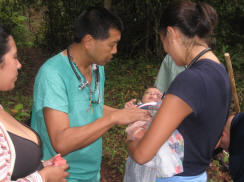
[
  {"x1": 34, "y1": 68, "x2": 68, "y2": 113},
  {"x1": 167, "y1": 70, "x2": 205, "y2": 115}
]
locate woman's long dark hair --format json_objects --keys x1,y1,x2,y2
[
  {"x1": 159, "y1": 0, "x2": 218, "y2": 41},
  {"x1": 0, "y1": 26, "x2": 11, "y2": 64}
]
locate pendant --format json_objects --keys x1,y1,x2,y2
[
  {"x1": 90, "y1": 100, "x2": 93, "y2": 114},
  {"x1": 78, "y1": 81, "x2": 89, "y2": 90},
  {"x1": 89, "y1": 90, "x2": 93, "y2": 114}
]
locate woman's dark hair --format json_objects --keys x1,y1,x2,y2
[
  {"x1": 0, "y1": 26, "x2": 11, "y2": 64},
  {"x1": 159, "y1": 0, "x2": 218, "y2": 40},
  {"x1": 74, "y1": 7, "x2": 124, "y2": 43}
]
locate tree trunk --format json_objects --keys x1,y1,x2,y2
[{"x1": 104, "y1": 0, "x2": 112, "y2": 10}]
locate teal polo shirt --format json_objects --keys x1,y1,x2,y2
[{"x1": 31, "y1": 52, "x2": 104, "y2": 182}]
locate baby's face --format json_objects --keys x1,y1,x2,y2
[{"x1": 141, "y1": 88, "x2": 162, "y2": 103}]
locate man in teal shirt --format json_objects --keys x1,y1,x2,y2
[{"x1": 31, "y1": 7, "x2": 149, "y2": 182}]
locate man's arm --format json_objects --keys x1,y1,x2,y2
[
  {"x1": 103, "y1": 105, "x2": 118, "y2": 116},
  {"x1": 44, "y1": 106, "x2": 150, "y2": 156}
]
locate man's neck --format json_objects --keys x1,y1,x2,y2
[
  {"x1": 67, "y1": 43, "x2": 93, "y2": 84},
  {"x1": 69, "y1": 43, "x2": 92, "y2": 70}
]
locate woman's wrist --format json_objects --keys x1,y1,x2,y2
[{"x1": 38, "y1": 169, "x2": 47, "y2": 182}]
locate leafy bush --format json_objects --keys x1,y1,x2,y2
[{"x1": 0, "y1": 1, "x2": 34, "y2": 48}]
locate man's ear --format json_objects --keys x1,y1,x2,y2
[{"x1": 83, "y1": 34, "x2": 94, "y2": 49}]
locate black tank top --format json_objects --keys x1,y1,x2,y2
[{"x1": 8, "y1": 130, "x2": 43, "y2": 180}]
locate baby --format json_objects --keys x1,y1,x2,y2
[
  {"x1": 125, "y1": 87, "x2": 163, "y2": 141},
  {"x1": 124, "y1": 88, "x2": 184, "y2": 182}
]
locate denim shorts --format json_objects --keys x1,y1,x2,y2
[{"x1": 156, "y1": 171, "x2": 207, "y2": 182}]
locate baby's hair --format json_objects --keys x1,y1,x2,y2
[
  {"x1": 145, "y1": 86, "x2": 157, "y2": 90},
  {"x1": 143, "y1": 86, "x2": 157, "y2": 94}
]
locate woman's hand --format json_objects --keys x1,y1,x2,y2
[
  {"x1": 39, "y1": 164, "x2": 69, "y2": 182},
  {"x1": 42, "y1": 154, "x2": 67, "y2": 167}
]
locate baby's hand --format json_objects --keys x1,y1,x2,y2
[{"x1": 124, "y1": 99, "x2": 137, "y2": 108}]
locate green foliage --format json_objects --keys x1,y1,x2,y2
[
  {"x1": 41, "y1": 0, "x2": 103, "y2": 51},
  {"x1": 11, "y1": 103, "x2": 30, "y2": 121},
  {"x1": 0, "y1": 93, "x2": 32, "y2": 123},
  {"x1": 0, "y1": 1, "x2": 34, "y2": 48},
  {"x1": 39, "y1": 0, "x2": 244, "y2": 66},
  {"x1": 104, "y1": 57, "x2": 159, "y2": 108},
  {"x1": 211, "y1": 0, "x2": 244, "y2": 71}
]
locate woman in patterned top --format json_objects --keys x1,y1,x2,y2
[{"x1": 0, "y1": 25, "x2": 69, "y2": 182}]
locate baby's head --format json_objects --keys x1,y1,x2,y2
[{"x1": 141, "y1": 87, "x2": 162, "y2": 103}]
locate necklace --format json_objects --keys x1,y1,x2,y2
[
  {"x1": 187, "y1": 47, "x2": 212, "y2": 69},
  {"x1": 67, "y1": 46, "x2": 100, "y2": 113}
]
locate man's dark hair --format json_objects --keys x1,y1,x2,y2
[{"x1": 74, "y1": 7, "x2": 123, "y2": 43}]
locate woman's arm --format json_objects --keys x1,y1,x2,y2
[
  {"x1": 127, "y1": 94, "x2": 192, "y2": 164},
  {"x1": 14, "y1": 171, "x2": 44, "y2": 182},
  {"x1": 12, "y1": 165, "x2": 69, "y2": 182}
]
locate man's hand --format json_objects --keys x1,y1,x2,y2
[{"x1": 111, "y1": 107, "x2": 151, "y2": 125}]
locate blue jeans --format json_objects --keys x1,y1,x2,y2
[{"x1": 156, "y1": 171, "x2": 207, "y2": 182}]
